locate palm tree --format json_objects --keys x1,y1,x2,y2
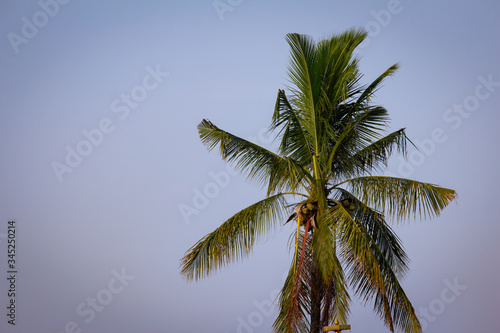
[{"x1": 180, "y1": 29, "x2": 456, "y2": 333}]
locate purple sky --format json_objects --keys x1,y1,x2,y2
[{"x1": 1, "y1": 1, "x2": 499, "y2": 332}]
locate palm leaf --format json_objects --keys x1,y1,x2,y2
[
  {"x1": 274, "y1": 229, "x2": 312, "y2": 333},
  {"x1": 326, "y1": 105, "x2": 391, "y2": 180},
  {"x1": 355, "y1": 63, "x2": 399, "y2": 106},
  {"x1": 285, "y1": 33, "x2": 317, "y2": 124},
  {"x1": 271, "y1": 89, "x2": 314, "y2": 167},
  {"x1": 314, "y1": 29, "x2": 365, "y2": 111},
  {"x1": 330, "y1": 188, "x2": 410, "y2": 278},
  {"x1": 198, "y1": 119, "x2": 310, "y2": 195},
  {"x1": 344, "y1": 176, "x2": 457, "y2": 221},
  {"x1": 331, "y1": 128, "x2": 410, "y2": 180},
  {"x1": 180, "y1": 193, "x2": 287, "y2": 281},
  {"x1": 330, "y1": 202, "x2": 421, "y2": 333}
]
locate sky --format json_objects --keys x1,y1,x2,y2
[{"x1": 0, "y1": 1, "x2": 499, "y2": 332}]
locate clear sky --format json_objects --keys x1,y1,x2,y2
[{"x1": 1, "y1": 1, "x2": 499, "y2": 332}]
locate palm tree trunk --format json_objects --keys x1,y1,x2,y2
[
  {"x1": 310, "y1": 290, "x2": 322, "y2": 332},
  {"x1": 309, "y1": 260, "x2": 323, "y2": 333}
]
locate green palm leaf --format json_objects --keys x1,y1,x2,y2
[
  {"x1": 271, "y1": 89, "x2": 314, "y2": 167},
  {"x1": 330, "y1": 202, "x2": 421, "y2": 333},
  {"x1": 285, "y1": 33, "x2": 317, "y2": 123},
  {"x1": 345, "y1": 176, "x2": 457, "y2": 221},
  {"x1": 198, "y1": 119, "x2": 310, "y2": 195},
  {"x1": 330, "y1": 188, "x2": 409, "y2": 278},
  {"x1": 326, "y1": 105, "x2": 392, "y2": 180},
  {"x1": 331, "y1": 128, "x2": 410, "y2": 179},
  {"x1": 180, "y1": 193, "x2": 287, "y2": 281},
  {"x1": 355, "y1": 63, "x2": 400, "y2": 106}
]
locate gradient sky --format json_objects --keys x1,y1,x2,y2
[{"x1": 1, "y1": 1, "x2": 499, "y2": 332}]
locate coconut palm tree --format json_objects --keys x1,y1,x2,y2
[{"x1": 180, "y1": 29, "x2": 456, "y2": 333}]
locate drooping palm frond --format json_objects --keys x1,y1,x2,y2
[
  {"x1": 344, "y1": 176, "x2": 457, "y2": 221},
  {"x1": 331, "y1": 188, "x2": 409, "y2": 278},
  {"x1": 180, "y1": 193, "x2": 287, "y2": 281},
  {"x1": 330, "y1": 202, "x2": 421, "y2": 333},
  {"x1": 198, "y1": 119, "x2": 311, "y2": 195},
  {"x1": 274, "y1": 230, "x2": 312, "y2": 333}
]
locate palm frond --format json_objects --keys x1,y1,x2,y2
[
  {"x1": 274, "y1": 229, "x2": 312, "y2": 333},
  {"x1": 326, "y1": 105, "x2": 391, "y2": 179},
  {"x1": 330, "y1": 202, "x2": 421, "y2": 333},
  {"x1": 331, "y1": 188, "x2": 410, "y2": 278},
  {"x1": 314, "y1": 28, "x2": 366, "y2": 111},
  {"x1": 344, "y1": 176, "x2": 457, "y2": 221},
  {"x1": 285, "y1": 33, "x2": 317, "y2": 122},
  {"x1": 345, "y1": 105, "x2": 391, "y2": 146},
  {"x1": 271, "y1": 89, "x2": 314, "y2": 167},
  {"x1": 180, "y1": 193, "x2": 287, "y2": 281},
  {"x1": 355, "y1": 63, "x2": 399, "y2": 106},
  {"x1": 331, "y1": 128, "x2": 410, "y2": 179},
  {"x1": 198, "y1": 119, "x2": 310, "y2": 195}
]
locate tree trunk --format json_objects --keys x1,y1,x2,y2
[{"x1": 309, "y1": 261, "x2": 323, "y2": 333}]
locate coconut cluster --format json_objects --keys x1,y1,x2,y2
[
  {"x1": 341, "y1": 199, "x2": 356, "y2": 211},
  {"x1": 297, "y1": 203, "x2": 316, "y2": 226}
]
